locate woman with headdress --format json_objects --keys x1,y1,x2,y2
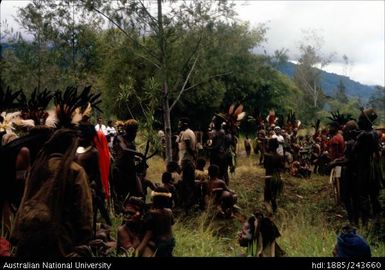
[{"x1": 0, "y1": 87, "x2": 50, "y2": 237}]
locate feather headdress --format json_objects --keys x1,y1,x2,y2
[
  {"x1": 266, "y1": 110, "x2": 278, "y2": 127},
  {"x1": 0, "y1": 112, "x2": 21, "y2": 133},
  {"x1": 328, "y1": 110, "x2": 353, "y2": 130},
  {"x1": 0, "y1": 111, "x2": 35, "y2": 134},
  {"x1": 53, "y1": 85, "x2": 102, "y2": 128},
  {"x1": 0, "y1": 85, "x2": 23, "y2": 112},
  {"x1": 0, "y1": 85, "x2": 25, "y2": 134},
  {"x1": 285, "y1": 111, "x2": 301, "y2": 131},
  {"x1": 218, "y1": 104, "x2": 246, "y2": 135},
  {"x1": 18, "y1": 88, "x2": 54, "y2": 126},
  {"x1": 247, "y1": 108, "x2": 265, "y2": 130}
]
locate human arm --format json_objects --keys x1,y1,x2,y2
[
  {"x1": 135, "y1": 230, "x2": 153, "y2": 257},
  {"x1": 15, "y1": 147, "x2": 30, "y2": 181}
]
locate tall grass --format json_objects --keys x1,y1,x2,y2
[
  {"x1": 173, "y1": 210, "x2": 244, "y2": 257},
  {"x1": 112, "y1": 147, "x2": 385, "y2": 257}
]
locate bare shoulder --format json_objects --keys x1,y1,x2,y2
[{"x1": 18, "y1": 146, "x2": 30, "y2": 156}]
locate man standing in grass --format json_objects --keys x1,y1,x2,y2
[{"x1": 177, "y1": 117, "x2": 197, "y2": 166}]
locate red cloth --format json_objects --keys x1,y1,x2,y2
[
  {"x1": 94, "y1": 131, "x2": 111, "y2": 199},
  {"x1": 0, "y1": 238, "x2": 10, "y2": 257},
  {"x1": 329, "y1": 133, "x2": 345, "y2": 160}
]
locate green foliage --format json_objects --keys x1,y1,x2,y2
[
  {"x1": 335, "y1": 80, "x2": 349, "y2": 104},
  {"x1": 368, "y1": 86, "x2": 385, "y2": 125},
  {"x1": 2, "y1": 1, "x2": 367, "y2": 133}
]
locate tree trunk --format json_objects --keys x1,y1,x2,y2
[
  {"x1": 158, "y1": 0, "x2": 173, "y2": 162},
  {"x1": 313, "y1": 81, "x2": 318, "y2": 108},
  {"x1": 162, "y1": 85, "x2": 173, "y2": 162}
]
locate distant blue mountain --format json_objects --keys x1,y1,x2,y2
[{"x1": 277, "y1": 62, "x2": 376, "y2": 101}]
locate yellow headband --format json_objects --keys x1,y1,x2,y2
[{"x1": 151, "y1": 191, "x2": 172, "y2": 198}]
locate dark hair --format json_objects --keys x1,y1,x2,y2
[
  {"x1": 152, "y1": 187, "x2": 172, "y2": 209},
  {"x1": 358, "y1": 109, "x2": 377, "y2": 131},
  {"x1": 268, "y1": 138, "x2": 279, "y2": 152},
  {"x1": 124, "y1": 196, "x2": 145, "y2": 210},
  {"x1": 179, "y1": 117, "x2": 190, "y2": 125},
  {"x1": 78, "y1": 122, "x2": 96, "y2": 143},
  {"x1": 196, "y1": 158, "x2": 206, "y2": 170},
  {"x1": 167, "y1": 161, "x2": 179, "y2": 173},
  {"x1": 162, "y1": 172, "x2": 173, "y2": 184},
  {"x1": 329, "y1": 121, "x2": 340, "y2": 129},
  {"x1": 208, "y1": 164, "x2": 219, "y2": 178}
]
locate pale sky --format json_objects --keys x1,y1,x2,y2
[{"x1": 1, "y1": 0, "x2": 384, "y2": 86}]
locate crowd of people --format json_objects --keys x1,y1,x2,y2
[{"x1": 1, "y1": 85, "x2": 384, "y2": 258}]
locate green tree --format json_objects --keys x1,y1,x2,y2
[
  {"x1": 368, "y1": 85, "x2": 385, "y2": 125},
  {"x1": 268, "y1": 48, "x2": 289, "y2": 69},
  {"x1": 335, "y1": 79, "x2": 349, "y2": 104},
  {"x1": 82, "y1": 0, "x2": 238, "y2": 161},
  {"x1": 6, "y1": 0, "x2": 103, "y2": 90},
  {"x1": 294, "y1": 30, "x2": 334, "y2": 109}
]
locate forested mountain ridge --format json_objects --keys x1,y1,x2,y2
[{"x1": 277, "y1": 61, "x2": 377, "y2": 101}]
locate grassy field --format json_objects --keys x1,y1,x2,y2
[{"x1": 114, "y1": 147, "x2": 385, "y2": 257}]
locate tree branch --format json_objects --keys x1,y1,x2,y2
[
  {"x1": 172, "y1": 33, "x2": 203, "y2": 93},
  {"x1": 170, "y1": 70, "x2": 232, "y2": 111},
  {"x1": 138, "y1": 0, "x2": 159, "y2": 31},
  {"x1": 297, "y1": 67, "x2": 317, "y2": 95},
  {"x1": 170, "y1": 55, "x2": 199, "y2": 111},
  {"x1": 90, "y1": 5, "x2": 161, "y2": 69},
  {"x1": 184, "y1": 71, "x2": 232, "y2": 92}
]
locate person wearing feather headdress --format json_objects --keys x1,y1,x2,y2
[
  {"x1": 266, "y1": 110, "x2": 278, "y2": 128},
  {"x1": 0, "y1": 88, "x2": 35, "y2": 238},
  {"x1": 2, "y1": 86, "x2": 101, "y2": 244},
  {"x1": 11, "y1": 129, "x2": 93, "y2": 257}
]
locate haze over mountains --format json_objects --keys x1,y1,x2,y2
[{"x1": 277, "y1": 62, "x2": 377, "y2": 102}]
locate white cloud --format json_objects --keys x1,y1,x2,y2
[{"x1": 235, "y1": 1, "x2": 384, "y2": 86}]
